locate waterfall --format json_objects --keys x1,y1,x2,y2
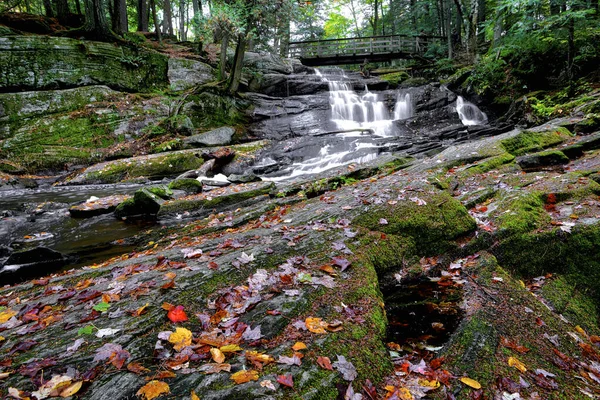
[
  {"x1": 456, "y1": 96, "x2": 488, "y2": 126},
  {"x1": 320, "y1": 69, "x2": 394, "y2": 137},
  {"x1": 393, "y1": 93, "x2": 413, "y2": 120}
]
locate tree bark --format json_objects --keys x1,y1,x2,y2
[
  {"x1": 112, "y1": 0, "x2": 128, "y2": 34},
  {"x1": 43, "y1": 0, "x2": 54, "y2": 17},
  {"x1": 192, "y1": 0, "x2": 201, "y2": 17},
  {"x1": 349, "y1": 0, "x2": 362, "y2": 37},
  {"x1": 373, "y1": 0, "x2": 379, "y2": 35},
  {"x1": 75, "y1": 0, "x2": 82, "y2": 14},
  {"x1": 278, "y1": 15, "x2": 290, "y2": 57},
  {"x1": 228, "y1": 34, "x2": 247, "y2": 93},
  {"x1": 54, "y1": 0, "x2": 70, "y2": 24},
  {"x1": 219, "y1": 31, "x2": 229, "y2": 80},
  {"x1": 446, "y1": 0, "x2": 453, "y2": 58},
  {"x1": 163, "y1": 0, "x2": 173, "y2": 35},
  {"x1": 179, "y1": 0, "x2": 186, "y2": 41},
  {"x1": 150, "y1": 0, "x2": 161, "y2": 42},
  {"x1": 137, "y1": 0, "x2": 148, "y2": 31},
  {"x1": 84, "y1": 0, "x2": 115, "y2": 39}
]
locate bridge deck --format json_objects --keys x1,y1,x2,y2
[{"x1": 288, "y1": 35, "x2": 444, "y2": 66}]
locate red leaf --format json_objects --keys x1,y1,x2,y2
[
  {"x1": 167, "y1": 305, "x2": 188, "y2": 323},
  {"x1": 208, "y1": 261, "x2": 219, "y2": 270},
  {"x1": 277, "y1": 374, "x2": 294, "y2": 388}
]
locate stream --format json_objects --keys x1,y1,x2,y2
[{"x1": 0, "y1": 70, "x2": 492, "y2": 284}]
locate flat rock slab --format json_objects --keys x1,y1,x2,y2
[
  {"x1": 184, "y1": 127, "x2": 236, "y2": 147},
  {"x1": 69, "y1": 195, "x2": 131, "y2": 218},
  {"x1": 168, "y1": 58, "x2": 214, "y2": 91}
]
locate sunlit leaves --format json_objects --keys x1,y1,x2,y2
[
  {"x1": 136, "y1": 380, "x2": 170, "y2": 400},
  {"x1": 231, "y1": 369, "x2": 259, "y2": 384},
  {"x1": 460, "y1": 376, "x2": 482, "y2": 389},
  {"x1": 168, "y1": 327, "x2": 192, "y2": 351}
]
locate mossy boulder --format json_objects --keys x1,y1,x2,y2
[
  {"x1": 353, "y1": 189, "x2": 476, "y2": 254},
  {"x1": 0, "y1": 36, "x2": 168, "y2": 92},
  {"x1": 168, "y1": 178, "x2": 202, "y2": 194},
  {"x1": 114, "y1": 188, "x2": 165, "y2": 220},
  {"x1": 147, "y1": 185, "x2": 173, "y2": 199},
  {"x1": 516, "y1": 150, "x2": 570, "y2": 170},
  {"x1": 500, "y1": 127, "x2": 573, "y2": 156}
]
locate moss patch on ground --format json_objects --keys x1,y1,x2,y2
[{"x1": 500, "y1": 127, "x2": 573, "y2": 156}]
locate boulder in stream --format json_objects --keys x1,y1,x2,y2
[
  {"x1": 168, "y1": 178, "x2": 203, "y2": 194},
  {"x1": 114, "y1": 188, "x2": 165, "y2": 220},
  {"x1": 0, "y1": 246, "x2": 66, "y2": 285},
  {"x1": 69, "y1": 194, "x2": 131, "y2": 218}
]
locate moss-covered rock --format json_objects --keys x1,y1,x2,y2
[
  {"x1": 500, "y1": 127, "x2": 573, "y2": 156},
  {"x1": 114, "y1": 188, "x2": 165, "y2": 219},
  {"x1": 168, "y1": 178, "x2": 203, "y2": 194},
  {"x1": 516, "y1": 150, "x2": 570, "y2": 170},
  {"x1": 353, "y1": 189, "x2": 476, "y2": 254},
  {"x1": 0, "y1": 36, "x2": 168, "y2": 92}
]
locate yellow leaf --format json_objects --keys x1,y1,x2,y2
[
  {"x1": 0, "y1": 309, "x2": 16, "y2": 323},
  {"x1": 418, "y1": 379, "x2": 440, "y2": 389},
  {"x1": 508, "y1": 356, "x2": 527, "y2": 373},
  {"x1": 136, "y1": 380, "x2": 170, "y2": 400},
  {"x1": 210, "y1": 348, "x2": 225, "y2": 363},
  {"x1": 245, "y1": 351, "x2": 275, "y2": 365},
  {"x1": 0, "y1": 372, "x2": 10, "y2": 379},
  {"x1": 397, "y1": 387, "x2": 413, "y2": 400},
  {"x1": 305, "y1": 317, "x2": 327, "y2": 334},
  {"x1": 231, "y1": 369, "x2": 259, "y2": 384},
  {"x1": 60, "y1": 381, "x2": 83, "y2": 397},
  {"x1": 576, "y1": 325, "x2": 588, "y2": 337},
  {"x1": 460, "y1": 377, "x2": 482, "y2": 389},
  {"x1": 191, "y1": 390, "x2": 200, "y2": 400},
  {"x1": 220, "y1": 344, "x2": 242, "y2": 353},
  {"x1": 169, "y1": 327, "x2": 192, "y2": 351},
  {"x1": 292, "y1": 342, "x2": 307, "y2": 351}
]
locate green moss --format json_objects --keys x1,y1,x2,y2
[
  {"x1": 378, "y1": 71, "x2": 410, "y2": 86},
  {"x1": 353, "y1": 191, "x2": 476, "y2": 254},
  {"x1": 351, "y1": 231, "x2": 417, "y2": 275},
  {"x1": 496, "y1": 192, "x2": 548, "y2": 236},
  {"x1": 463, "y1": 153, "x2": 516, "y2": 176},
  {"x1": 168, "y1": 178, "x2": 202, "y2": 194},
  {"x1": 541, "y1": 276, "x2": 599, "y2": 334},
  {"x1": 500, "y1": 127, "x2": 573, "y2": 156},
  {"x1": 147, "y1": 185, "x2": 173, "y2": 199}
]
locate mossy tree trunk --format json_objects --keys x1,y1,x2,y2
[
  {"x1": 43, "y1": 0, "x2": 54, "y2": 17},
  {"x1": 137, "y1": 0, "x2": 148, "y2": 31},
  {"x1": 84, "y1": 0, "x2": 118, "y2": 40},
  {"x1": 228, "y1": 33, "x2": 246, "y2": 94},
  {"x1": 54, "y1": 0, "x2": 70, "y2": 24},
  {"x1": 179, "y1": 0, "x2": 186, "y2": 40},
  {"x1": 219, "y1": 31, "x2": 229, "y2": 80},
  {"x1": 150, "y1": 0, "x2": 162, "y2": 43}
]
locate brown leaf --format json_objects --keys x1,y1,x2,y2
[
  {"x1": 231, "y1": 370, "x2": 259, "y2": 384},
  {"x1": 317, "y1": 356, "x2": 333, "y2": 370},
  {"x1": 500, "y1": 336, "x2": 530, "y2": 354},
  {"x1": 136, "y1": 380, "x2": 170, "y2": 400},
  {"x1": 127, "y1": 362, "x2": 151, "y2": 374}
]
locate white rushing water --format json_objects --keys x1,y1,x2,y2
[
  {"x1": 456, "y1": 96, "x2": 488, "y2": 126},
  {"x1": 261, "y1": 69, "x2": 415, "y2": 182}
]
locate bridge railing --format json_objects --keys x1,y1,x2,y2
[{"x1": 288, "y1": 34, "x2": 444, "y2": 59}]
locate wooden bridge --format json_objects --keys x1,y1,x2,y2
[{"x1": 288, "y1": 34, "x2": 444, "y2": 66}]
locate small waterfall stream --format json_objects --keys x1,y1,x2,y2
[
  {"x1": 261, "y1": 69, "x2": 415, "y2": 181},
  {"x1": 456, "y1": 96, "x2": 488, "y2": 125}
]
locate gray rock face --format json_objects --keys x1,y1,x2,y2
[
  {"x1": 242, "y1": 52, "x2": 294, "y2": 75},
  {"x1": 184, "y1": 127, "x2": 235, "y2": 147},
  {"x1": 0, "y1": 36, "x2": 169, "y2": 92},
  {"x1": 168, "y1": 58, "x2": 215, "y2": 91}
]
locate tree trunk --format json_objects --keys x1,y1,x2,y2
[
  {"x1": 192, "y1": 0, "x2": 199, "y2": 16},
  {"x1": 446, "y1": 0, "x2": 453, "y2": 58},
  {"x1": 453, "y1": 0, "x2": 463, "y2": 47},
  {"x1": 113, "y1": 0, "x2": 128, "y2": 34},
  {"x1": 278, "y1": 16, "x2": 290, "y2": 57},
  {"x1": 54, "y1": 0, "x2": 70, "y2": 23},
  {"x1": 75, "y1": 0, "x2": 82, "y2": 14},
  {"x1": 349, "y1": 0, "x2": 362, "y2": 37},
  {"x1": 84, "y1": 0, "x2": 115, "y2": 39},
  {"x1": 219, "y1": 31, "x2": 229, "y2": 80},
  {"x1": 373, "y1": 0, "x2": 379, "y2": 35},
  {"x1": 43, "y1": 0, "x2": 54, "y2": 17},
  {"x1": 179, "y1": 0, "x2": 186, "y2": 41},
  {"x1": 137, "y1": 0, "x2": 148, "y2": 31},
  {"x1": 228, "y1": 34, "x2": 247, "y2": 93},
  {"x1": 150, "y1": 0, "x2": 161, "y2": 42},
  {"x1": 163, "y1": 0, "x2": 173, "y2": 35}
]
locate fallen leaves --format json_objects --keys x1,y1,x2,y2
[
  {"x1": 460, "y1": 376, "x2": 482, "y2": 389},
  {"x1": 277, "y1": 373, "x2": 294, "y2": 388},
  {"x1": 0, "y1": 308, "x2": 16, "y2": 323},
  {"x1": 317, "y1": 356, "x2": 333, "y2": 370},
  {"x1": 168, "y1": 327, "x2": 192, "y2": 351},
  {"x1": 231, "y1": 369, "x2": 259, "y2": 384},
  {"x1": 333, "y1": 355, "x2": 357, "y2": 381},
  {"x1": 167, "y1": 305, "x2": 188, "y2": 323},
  {"x1": 136, "y1": 380, "x2": 170, "y2": 400},
  {"x1": 508, "y1": 356, "x2": 527, "y2": 373},
  {"x1": 93, "y1": 343, "x2": 130, "y2": 369},
  {"x1": 210, "y1": 348, "x2": 226, "y2": 363}
]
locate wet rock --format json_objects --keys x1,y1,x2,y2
[
  {"x1": 0, "y1": 247, "x2": 66, "y2": 285},
  {"x1": 196, "y1": 158, "x2": 216, "y2": 177},
  {"x1": 201, "y1": 147, "x2": 236, "y2": 169},
  {"x1": 184, "y1": 127, "x2": 235, "y2": 147},
  {"x1": 516, "y1": 150, "x2": 570, "y2": 170},
  {"x1": 242, "y1": 51, "x2": 294, "y2": 75},
  {"x1": 114, "y1": 188, "x2": 165, "y2": 220},
  {"x1": 69, "y1": 194, "x2": 131, "y2": 218},
  {"x1": 228, "y1": 173, "x2": 261, "y2": 183},
  {"x1": 168, "y1": 178, "x2": 203, "y2": 194},
  {"x1": 168, "y1": 58, "x2": 214, "y2": 91}
]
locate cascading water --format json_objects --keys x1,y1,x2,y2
[
  {"x1": 456, "y1": 96, "x2": 488, "y2": 126},
  {"x1": 393, "y1": 93, "x2": 413, "y2": 120},
  {"x1": 260, "y1": 69, "x2": 414, "y2": 182}
]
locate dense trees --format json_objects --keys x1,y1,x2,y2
[{"x1": 2, "y1": 0, "x2": 599, "y2": 96}]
